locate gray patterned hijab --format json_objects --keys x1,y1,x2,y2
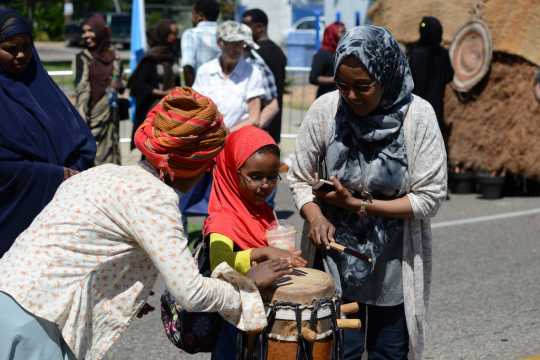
[
  {"x1": 327, "y1": 25, "x2": 413, "y2": 197},
  {"x1": 332, "y1": 25, "x2": 414, "y2": 145},
  {"x1": 323, "y1": 26, "x2": 414, "y2": 301}
]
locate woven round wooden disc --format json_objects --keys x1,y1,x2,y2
[{"x1": 449, "y1": 19, "x2": 493, "y2": 92}]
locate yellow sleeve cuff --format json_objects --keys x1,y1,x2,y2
[{"x1": 209, "y1": 233, "x2": 252, "y2": 275}]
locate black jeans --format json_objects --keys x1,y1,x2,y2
[{"x1": 343, "y1": 303, "x2": 409, "y2": 360}]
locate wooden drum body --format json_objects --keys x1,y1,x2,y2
[{"x1": 260, "y1": 268, "x2": 341, "y2": 360}]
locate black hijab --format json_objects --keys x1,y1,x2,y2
[
  {"x1": 0, "y1": 8, "x2": 95, "y2": 256},
  {"x1": 146, "y1": 19, "x2": 177, "y2": 62},
  {"x1": 419, "y1": 16, "x2": 443, "y2": 47},
  {"x1": 129, "y1": 19, "x2": 177, "y2": 92},
  {"x1": 408, "y1": 16, "x2": 454, "y2": 124}
]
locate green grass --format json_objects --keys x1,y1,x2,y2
[{"x1": 43, "y1": 61, "x2": 72, "y2": 71}]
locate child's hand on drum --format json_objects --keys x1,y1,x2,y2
[
  {"x1": 246, "y1": 259, "x2": 293, "y2": 288},
  {"x1": 251, "y1": 247, "x2": 307, "y2": 268}
]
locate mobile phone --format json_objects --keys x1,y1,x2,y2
[{"x1": 312, "y1": 179, "x2": 336, "y2": 193}]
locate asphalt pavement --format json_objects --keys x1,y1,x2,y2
[{"x1": 102, "y1": 162, "x2": 540, "y2": 359}]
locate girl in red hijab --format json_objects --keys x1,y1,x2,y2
[
  {"x1": 204, "y1": 125, "x2": 306, "y2": 274},
  {"x1": 309, "y1": 21, "x2": 346, "y2": 98},
  {"x1": 204, "y1": 125, "x2": 306, "y2": 360}
]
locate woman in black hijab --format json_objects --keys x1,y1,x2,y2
[
  {"x1": 408, "y1": 16, "x2": 454, "y2": 141},
  {"x1": 0, "y1": 8, "x2": 95, "y2": 257},
  {"x1": 128, "y1": 19, "x2": 180, "y2": 149}
]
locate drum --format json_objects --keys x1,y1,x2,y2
[{"x1": 256, "y1": 268, "x2": 361, "y2": 360}]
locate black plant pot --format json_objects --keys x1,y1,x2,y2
[
  {"x1": 477, "y1": 175, "x2": 505, "y2": 199},
  {"x1": 450, "y1": 172, "x2": 475, "y2": 194}
]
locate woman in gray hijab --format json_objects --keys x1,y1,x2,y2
[{"x1": 288, "y1": 26, "x2": 447, "y2": 359}]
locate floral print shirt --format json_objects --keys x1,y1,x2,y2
[{"x1": 0, "y1": 162, "x2": 266, "y2": 360}]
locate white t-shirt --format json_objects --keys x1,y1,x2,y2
[{"x1": 193, "y1": 57, "x2": 265, "y2": 129}]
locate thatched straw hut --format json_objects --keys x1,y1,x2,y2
[{"x1": 369, "y1": 0, "x2": 540, "y2": 178}]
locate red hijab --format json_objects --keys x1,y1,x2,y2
[
  {"x1": 204, "y1": 126, "x2": 277, "y2": 250},
  {"x1": 321, "y1": 21, "x2": 345, "y2": 52}
]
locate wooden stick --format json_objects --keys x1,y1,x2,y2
[
  {"x1": 301, "y1": 318, "x2": 362, "y2": 342},
  {"x1": 328, "y1": 242, "x2": 346, "y2": 252},
  {"x1": 341, "y1": 302, "x2": 360, "y2": 315},
  {"x1": 336, "y1": 318, "x2": 362, "y2": 329}
]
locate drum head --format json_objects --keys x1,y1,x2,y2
[
  {"x1": 449, "y1": 19, "x2": 493, "y2": 92},
  {"x1": 262, "y1": 267, "x2": 335, "y2": 304}
]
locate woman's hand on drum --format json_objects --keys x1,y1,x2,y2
[
  {"x1": 308, "y1": 215, "x2": 335, "y2": 249},
  {"x1": 246, "y1": 259, "x2": 293, "y2": 288},
  {"x1": 313, "y1": 176, "x2": 359, "y2": 212},
  {"x1": 302, "y1": 202, "x2": 336, "y2": 249},
  {"x1": 251, "y1": 247, "x2": 307, "y2": 268}
]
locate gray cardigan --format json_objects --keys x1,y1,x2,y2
[{"x1": 287, "y1": 91, "x2": 447, "y2": 359}]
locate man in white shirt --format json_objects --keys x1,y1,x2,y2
[
  {"x1": 181, "y1": 0, "x2": 221, "y2": 87},
  {"x1": 193, "y1": 21, "x2": 265, "y2": 131}
]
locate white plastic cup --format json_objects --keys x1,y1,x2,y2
[{"x1": 266, "y1": 221, "x2": 297, "y2": 251}]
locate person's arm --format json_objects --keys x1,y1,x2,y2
[
  {"x1": 248, "y1": 96, "x2": 261, "y2": 125},
  {"x1": 246, "y1": 66, "x2": 266, "y2": 125},
  {"x1": 404, "y1": 101, "x2": 448, "y2": 218},
  {"x1": 180, "y1": 29, "x2": 196, "y2": 87},
  {"x1": 129, "y1": 61, "x2": 157, "y2": 100},
  {"x1": 210, "y1": 233, "x2": 308, "y2": 273},
  {"x1": 183, "y1": 66, "x2": 195, "y2": 87},
  {"x1": 309, "y1": 51, "x2": 334, "y2": 86},
  {"x1": 315, "y1": 102, "x2": 447, "y2": 220},
  {"x1": 73, "y1": 53, "x2": 84, "y2": 87},
  {"x1": 230, "y1": 97, "x2": 261, "y2": 132},
  {"x1": 257, "y1": 59, "x2": 280, "y2": 129},
  {"x1": 231, "y1": 65, "x2": 266, "y2": 130},
  {"x1": 287, "y1": 94, "x2": 337, "y2": 248},
  {"x1": 210, "y1": 233, "x2": 252, "y2": 274},
  {"x1": 259, "y1": 98, "x2": 279, "y2": 129},
  {"x1": 126, "y1": 189, "x2": 278, "y2": 331},
  {"x1": 73, "y1": 54, "x2": 90, "y2": 118},
  {"x1": 114, "y1": 58, "x2": 126, "y2": 93},
  {"x1": 314, "y1": 176, "x2": 414, "y2": 219},
  {"x1": 68, "y1": 127, "x2": 96, "y2": 171}
]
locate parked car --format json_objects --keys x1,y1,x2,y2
[
  {"x1": 107, "y1": 12, "x2": 131, "y2": 49},
  {"x1": 64, "y1": 19, "x2": 83, "y2": 47},
  {"x1": 64, "y1": 12, "x2": 131, "y2": 49},
  {"x1": 284, "y1": 16, "x2": 326, "y2": 40},
  {"x1": 283, "y1": 16, "x2": 326, "y2": 67}
]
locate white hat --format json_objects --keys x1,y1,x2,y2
[{"x1": 217, "y1": 20, "x2": 259, "y2": 50}]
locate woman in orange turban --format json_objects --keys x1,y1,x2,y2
[{"x1": 0, "y1": 87, "x2": 290, "y2": 360}]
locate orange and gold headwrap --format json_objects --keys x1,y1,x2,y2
[{"x1": 134, "y1": 87, "x2": 227, "y2": 180}]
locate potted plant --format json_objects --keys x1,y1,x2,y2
[
  {"x1": 476, "y1": 169, "x2": 505, "y2": 199},
  {"x1": 449, "y1": 164, "x2": 476, "y2": 194}
]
